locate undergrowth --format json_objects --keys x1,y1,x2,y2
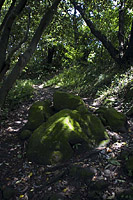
[
  {"x1": 44, "y1": 63, "x2": 133, "y2": 112},
  {"x1": 5, "y1": 79, "x2": 34, "y2": 108}
]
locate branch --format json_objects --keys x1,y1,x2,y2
[
  {"x1": 70, "y1": 0, "x2": 120, "y2": 64},
  {"x1": 0, "y1": 0, "x2": 5, "y2": 12},
  {"x1": 0, "y1": 0, "x2": 17, "y2": 32},
  {"x1": 8, "y1": 7, "x2": 31, "y2": 59}
]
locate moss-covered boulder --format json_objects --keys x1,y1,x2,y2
[
  {"x1": 96, "y1": 107, "x2": 127, "y2": 132},
  {"x1": 83, "y1": 113, "x2": 109, "y2": 146},
  {"x1": 27, "y1": 109, "x2": 89, "y2": 164},
  {"x1": 53, "y1": 91, "x2": 85, "y2": 111},
  {"x1": 27, "y1": 109, "x2": 109, "y2": 165},
  {"x1": 26, "y1": 100, "x2": 54, "y2": 131}
]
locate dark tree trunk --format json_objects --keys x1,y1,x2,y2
[
  {"x1": 73, "y1": 7, "x2": 79, "y2": 48},
  {"x1": 47, "y1": 47, "x2": 55, "y2": 64},
  {"x1": 122, "y1": 20, "x2": 133, "y2": 64},
  {"x1": 118, "y1": 0, "x2": 125, "y2": 58},
  {"x1": 0, "y1": 0, "x2": 17, "y2": 32},
  {"x1": 70, "y1": 0, "x2": 133, "y2": 66},
  {"x1": 0, "y1": 0, "x2": 28, "y2": 75},
  {"x1": 0, "y1": 0, "x2": 61, "y2": 107},
  {"x1": 70, "y1": 1, "x2": 120, "y2": 64}
]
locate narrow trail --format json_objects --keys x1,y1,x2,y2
[{"x1": 0, "y1": 85, "x2": 133, "y2": 200}]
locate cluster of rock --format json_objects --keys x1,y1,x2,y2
[{"x1": 20, "y1": 91, "x2": 128, "y2": 165}]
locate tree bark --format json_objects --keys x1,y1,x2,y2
[
  {"x1": 47, "y1": 47, "x2": 55, "y2": 64},
  {"x1": 0, "y1": 0, "x2": 17, "y2": 32},
  {"x1": 0, "y1": 0, "x2": 28, "y2": 74},
  {"x1": 118, "y1": 0, "x2": 125, "y2": 58},
  {"x1": 0, "y1": 0, "x2": 61, "y2": 107},
  {"x1": 0, "y1": 6, "x2": 31, "y2": 82},
  {"x1": 122, "y1": 20, "x2": 133, "y2": 64},
  {"x1": 70, "y1": 1, "x2": 120, "y2": 64}
]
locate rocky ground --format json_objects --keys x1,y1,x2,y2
[{"x1": 0, "y1": 85, "x2": 133, "y2": 200}]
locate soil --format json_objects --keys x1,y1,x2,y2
[{"x1": 0, "y1": 85, "x2": 133, "y2": 200}]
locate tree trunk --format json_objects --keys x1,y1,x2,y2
[
  {"x1": 0, "y1": 0, "x2": 17, "y2": 32},
  {"x1": 71, "y1": 0, "x2": 133, "y2": 65},
  {"x1": 0, "y1": 0, "x2": 61, "y2": 107},
  {"x1": 122, "y1": 20, "x2": 133, "y2": 64},
  {"x1": 70, "y1": 1, "x2": 120, "y2": 64},
  {"x1": 118, "y1": 0, "x2": 125, "y2": 58},
  {"x1": 47, "y1": 47, "x2": 55, "y2": 64},
  {"x1": 0, "y1": 0, "x2": 27, "y2": 75}
]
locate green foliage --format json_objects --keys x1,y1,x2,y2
[
  {"x1": 44, "y1": 62, "x2": 133, "y2": 113},
  {"x1": 6, "y1": 79, "x2": 34, "y2": 108},
  {"x1": 97, "y1": 67, "x2": 133, "y2": 110}
]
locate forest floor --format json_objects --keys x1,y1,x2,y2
[{"x1": 0, "y1": 85, "x2": 133, "y2": 200}]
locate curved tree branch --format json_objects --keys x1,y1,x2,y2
[
  {"x1": 70, "y1": 0, "x2": 120, "y2": 64},
  {"x1": 0, "y1": 0, "x2": 5, "y2": 12},
  {"x1": 0, "y1": 0, "x2": 17, "y2": 32}
]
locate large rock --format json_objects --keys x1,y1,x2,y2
[
  {"x1": 83, "y1": 113, "x2": 109, "y2": 146},
  {"x1": 96, "y1": 107, "x2": 127, "y2": 132},
  {"x1": 27, "y1": 109, "x2": 109, "y2": 165},
  {"x1": 53, "y1": 91, "x2": 85, "y2": 111},
  {"x1": 26, "y1": 100, "x2": 54, "y2": 131}
]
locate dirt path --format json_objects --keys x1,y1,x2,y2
[{"x1": 0, "y1": 86, "x2": 133, "y2": 200}]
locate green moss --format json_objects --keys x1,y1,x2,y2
[
  {"x1": 53, "y1": 91, "x2": 85, "y2": 111},
  {"x1": 27, "y1": 109, "x2": 109, "y2": 164},
  {"x1": 76, "y1": 104, "x2": 89, "y2": 114},
  {"x1": 27, "y1": 109, "x2": 91, "y2": 164},
  {"x1": 26, "y1": 100, "x2": 54, "y2": 131},
  {"x1": 96, "y1": 107, "x2": 127, "y2": 132},
  {"x1": 43, "y1": 100, "x2": 55, "y2": 119},
  {"x1": 83, "y1": 113, "x2": 109, "y2": 145}
]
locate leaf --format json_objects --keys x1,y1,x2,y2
[
  {"x1": 63, "y1": 188, "x2": 68, "y2": 193},
  {"x1": 45, "y1": 172, "x2": 52, "y2": 175},
  {"x1": 17, "y1": 154, "x2": 22, "y2": 159},
  {"x1": 28, "y1": 172, "x2": 33, "y2": 178},
  {"x1": 109, "y1": 159, "x2": 120, "y2": 166},
  {"x1": 20, "y1": 195, "x2": 24, "y2": 198}
]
